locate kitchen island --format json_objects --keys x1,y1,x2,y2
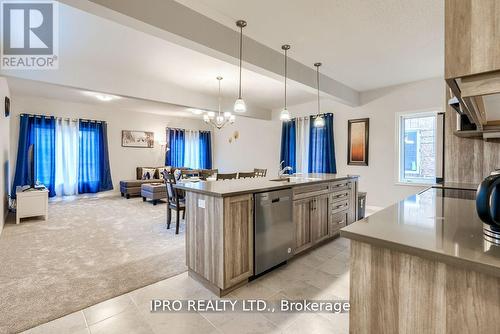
[
  {"x1": 341, "y1": 187, "x2": 500, "y2": 333},
  {"x1": 175, "y1": 173, "x2": 358, "y2": 296}
]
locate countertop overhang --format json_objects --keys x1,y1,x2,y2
[
  {"x1": 341, "y1": 187, "x2": 500, "y2": 277},
  {"x1": 174, "y1": 173, "x2": 358, "y2": 197}
]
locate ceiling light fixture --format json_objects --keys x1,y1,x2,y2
[
  {"x1": 203, "y1": 76, "x2": 235, "y2": 129},
  {"x1": 233, "y1": 20, "x2": 247, "y2": 113},
  {"x1": 313, "y1": 62, "x2": 325, "y2": 128},
  {"x1": 189, "y1": 108, "x2": 204, "y2": 115},
  {"x1": 280, "y1": 44, "x2": 291, "y2": 121},
  {"x1": 83, "y1": 91, "x2": 120, "y2": 102}
]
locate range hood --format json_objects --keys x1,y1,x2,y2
[
  {"x1": 448, "y1": 96, "x2": 462, "y2": 114},
  {"x1": 447, "y1": 70, "x2": 500, "y2": 132}
]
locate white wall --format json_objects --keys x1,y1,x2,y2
[
  {"x1": 0, "y1": 78, "x2": 10, "y2": 234},
  {"x1": 10, "y1": 96, "x2": 210, "y2": 192},
  {"x1": 213, "y1": 116, "x2": 281, "y2": 177},
  {"x1": 214, "y1": 77, "x2": 445, "y2": 208}
]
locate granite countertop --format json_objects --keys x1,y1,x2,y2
[
  {"x1": 432, "y1": 181, "x2": 479, "y2": 191},
  {"x1": 341, "y1": 187, "x2": 500, "y2": 277},
  {"x1": 174, "y1": 173, "x2": 358, "y2": 197}
]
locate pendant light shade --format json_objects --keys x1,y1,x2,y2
[
  {"x1": 313, "y1": 62, "x2": 325, "y2": 128},
  {"x1": 280, "y1": 108, "x2": 291, "y2": 121},
  {"x1": 234, "y1": 98, "x2": 246, "y2": 113},
  {"x1": 313, "y1": 114, "x2": 325, "y2": 127},
  {"x1": 234, "y1": 20, "x2": 247, "y2": 113},
  {"x1": 280, "y1": 44, "x2": 291, "y2": 122}
]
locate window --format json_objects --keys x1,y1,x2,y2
[
  {"x1": 397, "y1": 112, "x2": 437, "y2": 184},
  {"x1": 165, "y1": 128, "x2": 212, "y2": 169}
]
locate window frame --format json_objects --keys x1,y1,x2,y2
[{"x1": 395, "y1": 110, "x2": 439, "y2": 186}]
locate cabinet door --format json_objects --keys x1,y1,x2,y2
[
  {"x1": 293, "y1": 198, "x2": 312, "y2": 254},
  {"x1": 445, "y1": 0, "x2": 500, "y2": 78},
  {"x1": 311, "y1": 195, "x2": 330, "y2": 244},
  {"x1": 223, "y1": 194, "x2": 253, "y2": 288}
]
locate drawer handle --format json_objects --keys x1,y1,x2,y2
[
  {"x1": 334, "y1": 194, "x2": 348, "y2": 198},
  {"x1": 333, "y1": 204, "x2": 347, "y2": 210},
  {"x1": 331, "y1": 218, "x2": 345, "y2": 225}
]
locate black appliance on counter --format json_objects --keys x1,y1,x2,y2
[{"x1": 476, "y1": 170, "x2": 500, "y2": 244}]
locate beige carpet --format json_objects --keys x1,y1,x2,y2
[{"x1": 0, "y1": 195, "x2": 186, "y2": 334}]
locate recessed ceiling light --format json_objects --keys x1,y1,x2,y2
[
  {"x1": 188, "y1": 108, "x2": 204, "y2": 115},
  {"x1": 83, "y1": 91, "x2": 121, "y2": 102}
]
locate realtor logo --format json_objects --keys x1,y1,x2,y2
[{"x1": 1, "y1": 0, "x2": 59, "y2": 69}]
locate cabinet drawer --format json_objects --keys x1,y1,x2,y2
[
  {"x1": 330, "y1": 189, "x2": 350, "y2": 203},
  {"x1": 329, "y1": 210, "x2": 348, "y2": 236},
  {"x1": 331, "y1": 199, "x2": 349, "y2": 214},
  {"x1": 293, "y1": 183, "x2": 330, "y2": 200},
  {"x1": 329, "y1": 180, "x2": 351, "y2": 192}
]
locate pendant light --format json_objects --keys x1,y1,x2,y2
[
  {"x1": 313, "y1": 62, "x2": 325, "y2": 128},
  {"x1": 233, "y1": 20, "x2": 247, "y2": 113},
  {"x1": 280, "y1": 44, "x2": 291, "y2": 121},
  {"x1": 203, "y1": 76, "x2": 235, "y2": 129}
]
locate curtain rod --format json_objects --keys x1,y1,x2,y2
[{"x1": 20, "y1": 113, "x2": 105, "y2": 123}]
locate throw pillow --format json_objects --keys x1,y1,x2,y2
[
  {"x1": 158, "y1": 166, "x2": 172, "y2": 180},
  {"x1": 141, "y1": 168, "x2": 156, "y2": 180}
]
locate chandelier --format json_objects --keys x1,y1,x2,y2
[{"x1": 203, "y1": 76, "x2": 235, "y2": 129}]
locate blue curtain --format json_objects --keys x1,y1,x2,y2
[
  {"x1": 280, "y1": 120, "x2": 296, "y2": 173},
  {"x1": 309, "y1": 113, "x2": 337, "y2": 173},
  {"x1": 12, "y1": 115, "x2": 56, "y2": 198},
  {"x1": 199, "y1": 131, "x2": 212, "y2": 169},
  {"x1": 78, "y1": 121, "x2": 113, "y2": 194},
  {"x1": 165, "y1": 128, "x2": 185, "y2": 167}
]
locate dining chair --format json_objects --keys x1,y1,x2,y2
[
  {"x1": 254, "y1": 168, "x2": 267, "y2": 177},
  {"x1": 216, "y1": 173, "x2": 238, "y2": 180},
  {"x1": 199, "y1": 169, "x2": 218, "y2": 180},
  {"x1": 163, "y1": 171, "x2": 185, "y2": 234},
  {"x1": 181, "y1": 169, "x2": 200, "y2": 178},
  {"x1": 238, "y1": 171, "x2": 256, "y2": 179}
]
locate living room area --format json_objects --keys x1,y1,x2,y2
[{"x1": 0, "y1": 76, "x2": 234, "y2": 333}]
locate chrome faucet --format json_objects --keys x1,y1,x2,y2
[{"x1": 278, "y1": 161, "x2": 293, "y2": 178}]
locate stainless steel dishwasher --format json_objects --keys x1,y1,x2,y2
[{"x1": 254, "y1": 188, "x2": 294, "y2": 275}]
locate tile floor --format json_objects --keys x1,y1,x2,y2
[{"x1": 21, "y1": 237, "x2": 351, "y2": 334}]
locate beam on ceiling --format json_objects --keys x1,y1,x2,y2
[
  {"x1": 60, "y1": 0, "x2": 360, "y2": 107},
  {"x1": 2, "y1": 65, "x2": 272, "y2": 120}
]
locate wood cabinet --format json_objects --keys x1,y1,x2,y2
[
  {"x1": 445, "y1": 0, "x2": 500, "y2": 79},
  {"x1": 293, "y1": 198, "x2": 313, "y2": 253},
  {"x1": 311, "y1": 195, "x2": 329, "y2": 244},
  {"x1": 293, "y1": 180, "x2": 357, "y2": 254},
  {"x1": 293, "y1": 195, "x2": 330, "y2": 254},
  {"x1": 329, "y1": 210, "x2": 348, "y2": 237},
  {"x1": 223, "y1": 194, "x2": 254, "y2": 288},
  {"x1": 185, "y1": 192, "x2": 253, "y2": 295}
]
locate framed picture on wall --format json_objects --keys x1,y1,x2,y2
[
  {"x1": 122, "y1": 130, "x2": 154, "y2": 148},
  {"x1": 347, "y1": 118, "x2": 369, "y2": 166}
]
